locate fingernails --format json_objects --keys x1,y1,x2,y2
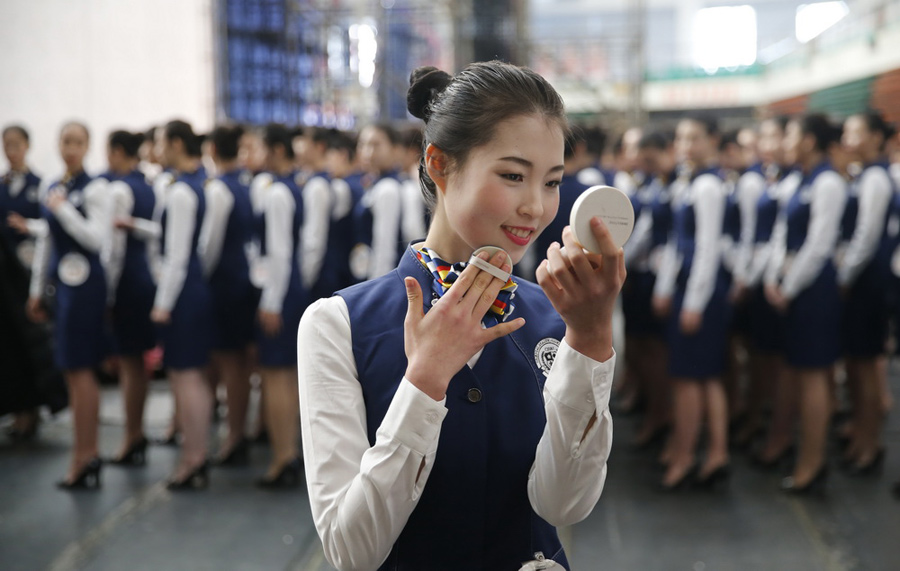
[
  {"x1": 477, "y1": 252, "x2": 490, "y2": 261},
  {"x1": 495, "y1": 251, "x2": 507, "y2": 264}
]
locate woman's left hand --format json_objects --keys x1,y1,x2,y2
[
  {"x1": 536, "y1": 218, "x2": 626, "y2": 362},
  {"x1": 46, "y1": 187, "x2": 66, "y2": 212},
  {"x1": 680, "y1": 309, "x2": 702, "y2": 335}
]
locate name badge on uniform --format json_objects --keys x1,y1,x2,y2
[
  {"x1": 16, "y1": 240, "x2": 35, "y2": 267},
  {"x1": 250, "y1": 257, "x2": 270, "y2": 289},
  {"x1": 534, "y1": 338, "x2": 560, "y2": 378},
  {"x1": 10, "y1": 175, "x2": 25, "y2": 196},
  {"x1": 519, "y1": 552, "x2": 565, "y2": 570},
  {"x1": 349, "y1": 243, "x2": 372, "y2": 281},
  {"x1": 58, "y1": 252, "x2": 90, "y2": 287},
  {"x1": 26, "y1": 185, "x2": 39, "y2": 202},
  {"x1": 798, "y1": 188, "x2": 812, "y2": 204}
]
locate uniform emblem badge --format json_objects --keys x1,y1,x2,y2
[{"x1": 534, "y1": 338, "x2": 560, "y2": 378}]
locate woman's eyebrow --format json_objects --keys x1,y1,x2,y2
[{"x1": 498, "y1": 156, "x2": 565, "y2": 173}]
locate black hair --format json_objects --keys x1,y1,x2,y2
[
  {"x1": 326, "y1": 129, "x2": 357, "y2": 161},
  {"x1": 109, "y1": 130, "x2": 146, "y2": 158},
  {"x1": 638, "y1": 130, "x2": 673, "y2": 151},
  {"x1": 144, "y1": 125, "x2": 157, "y2": 142},
  {"x1": 61, "y1": 121, "x2": 90, "y2": 142},
  {"x1": 718, "y1": 129, "x2": 740, "y2": 152},
  {"x1": 263, "y1": 123, "x2": 295, "y2": 159},
  {"x1": 291, "y1": 126, "x2": 305, "y2": 140},
  {"x1": 797, "y1": 113, "x2": 838, "y2": 152},
  {"x1": 2, "y1": 125, "x2": 29, "y2": 143},
  {"x1": 612, "y1": 132, "x2": 625, "y2": 156},
  {"x1": 401, "y1": 125, "x2": 424, "y2": 150},
  {"x1": 564, "y1": 126, "x2": 585, "y2": 160},
  {"x1": 407, "y1": 61, "x2": 569, "y2": 210},
  {"x1": 582, "y1": 126, "x2": 607, "y2": 157},
  {"x1": 855, "y1": 110, "x2": 896, "y2": 151},
  {"x1": 164, "y1": 119, "x2": 202, "y2": 157},
  {"x1": 306, "y1": 126, "x2": 331, "y2": 146},
  {"x1": 209, "y1": 124, "x2": 245, "y2": 160},
  {"x1": 682, "y1": 113, "x2": 719, "y2": 137}
]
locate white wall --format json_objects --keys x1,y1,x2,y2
[{"x1": 0, "y1": 0, "x2": 215, "y2": 179}]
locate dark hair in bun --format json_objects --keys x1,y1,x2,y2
[
  {"x1": 164, "y1": 120, "x2": 202, "y2": 157},
  {"x1": 407, "y1": 67, "x2": 453, "y2": 122},
  {"x1": 109, "y1": 130, "x2": 145, "y2": 158},
  {"x1": 407, "y1": 60, "x2": 569, "y2": 211},
  {"x1": 209, "y1": 124, "x2": 245, "y2": 160}
]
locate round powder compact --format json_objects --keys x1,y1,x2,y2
[{"x1": 569, "y1": 185, "x2": 635, "y2": 253}]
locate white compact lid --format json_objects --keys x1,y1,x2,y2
[{"x1": 569, "y1": 185, "x2": 635, "y2": 253}]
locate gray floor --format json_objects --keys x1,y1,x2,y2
[{"x1": 1, "y1": 375, "x2": 899, "y2": 571}]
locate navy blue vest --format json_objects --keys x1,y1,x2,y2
[
  {"x1": 117, "y1": 169, "x2": 156, "y2": 301},
  {"x1": 840, "y1": 172, "x2": 860, "y2": 244},
  {"x1": 354, "y1": 170, "x2": 405, "y2": 264},
  {"x1": 754, "y1": 169, "x2": 789, "y2": 244},
  {"x1": 276, "y1": 171, "x2": 305, "y2": 295},
  {"x1": 43, "y1": 172, "x2": 104, "y2": 283},
  {"x1": 722, "y1": 168, "x2": 743, "y2": 244},
  {"x1": 786, "y1": 162, "x2": 838, "y2": 252},
  {"x1": 337, "y1": 246, "x2": 569, "y2": 570},
  {"x1": 0, "y1": 170, "x2": 42, "y2": 249},
  {"x1": 861, "y1": 161, "x2": 897, "y2": 274},
  {"x1": 209, "y1": 169, "x2": 254, "y2": 295},
  {"x1": 674, "y1": 168, "x2": 723, "y2": 279},
  {"x1": 649, "y1": 174, "x2": 674, "y2": 250},
  {"x1": 324, "y1": 173, "x2": 365, "y2": 291},
  {"x1": 161, "y1": 167, "x2": 207, "y2": 282}
]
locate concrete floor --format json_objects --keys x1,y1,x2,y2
[{"x1": 1, "y1": 375, "x2": 899, "y2": 571}]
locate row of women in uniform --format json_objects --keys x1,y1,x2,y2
[
  {"x1": 0, "y1": 118, "x2": 430, "y2": 490},
  {"x1": 599, "y1": 111, "x2": 900, "y2": 495}
]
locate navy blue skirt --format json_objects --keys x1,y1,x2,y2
[
  {"x1": 209, "y1": 276, "x2": 259, "y2": 352},
  {"x1": 159, "y1": 269, "x2": 212, "y2": 370},
  {"x1": 111, "y1": 268, "x2": 157, "y2": 356},
  {"x1": 667, "y1": 269, "x2": 732, "y2": 379},
  {"x1": 256, "y1": 275, "x2": 305, "y2": 368},
  {"x1": 54, "y1": 260, "x2": 108, "y2": 370},
  {"x1": 784, "y1": 264, "x2": 840, "y2": 369},
  {"x1": 748, "y1": 285, "x2": 785, "y2": 354},
  {"x1": 622, "y1": 270, "x2": 664, "y2": 337},
  {"x1": 841, "y1": 262, "x2": 889, "y2": 358}
]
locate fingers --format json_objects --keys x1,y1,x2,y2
[
  {"x1": 483, "y1": 317, "x2": 526, "y2": 343},
  {"x1": 404, "y1": 277, "x2": 424, "y2": 328},
  {"x1": 589, "y1": 216, "x2": 620, "y2": 258},
  {"x1": 466, "y1": 250, "x2": 512, "y2": 318},
  {"x1": 560, "y1": 227, "x2": 596, "y2": 284},
  {"x1": 545, "y1": 242, "x2": 577, "y2": 291}
]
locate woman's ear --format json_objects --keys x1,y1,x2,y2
[{"x1": 424, "y1": 143, "x2": 448, "y2": 194}]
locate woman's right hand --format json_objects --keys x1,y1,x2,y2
[
  {"x1": 403, "y1": 249, "x2": 524, "y2": 401},
  {"x1": 26, "y1": 297, "x2": 47, "y2": 323},
  {"x1": 7, "y1": 213, "x2": 29, "y2": 235}
]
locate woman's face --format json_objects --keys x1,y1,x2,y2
[
  {"x1": 757, "y1": 119, "x2": 784, "y2": 166},
  {"x1": 675, "y1": 119, "x2": 714, "y2": 166},
  {"x1": 435, "y1": 114, "x2": 564, "y2": 264},
  {"x1": 842, "y1": 115, "x2": 881, "y2": 161},
  {"x1": 238, "y1": 132, "x2": 266, "y2": 173},
  {"x1": 782, "y1": 120, "x2": 803, "y2": 166},
  {"x1": 357, "y1": 127, "x2": 395, "y2": 174},
  {"x1": 3, "y1": 130, "x2": 29, "y2": 169},
  {"x1": 59, "y1": 124, "x2": 88, "y2": 171}
]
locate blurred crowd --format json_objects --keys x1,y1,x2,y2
[{"x1": 2, "y1": 108, "x2": 900, "y2": 498}]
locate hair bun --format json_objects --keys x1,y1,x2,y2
[{"x1": 407, "y1": 66, "x2": 452, "y2": 121}]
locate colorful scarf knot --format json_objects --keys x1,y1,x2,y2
[{"x1": 415, "y1": 246, "x2": 517, "y2": 325}]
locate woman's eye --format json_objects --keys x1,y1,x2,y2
[
  {"x1": 501, "y1": 173, "x2": 524, "y2": 182},
  {"x1": 546, "y1": 179, "x2": 562, "y2": 188}
]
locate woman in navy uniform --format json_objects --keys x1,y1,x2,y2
[
  {"x1": 197, "y1": 125, "x2": 258, "y2": 465},
  {"x1": 652, "y1": 115, "x2": 732, "y2": 490},
  {"x1": 324, "y1": 129, "x2": 365, "y2": 292},
  {"x1": 299, "y1": 62, "x2": 623, "y2": 571},
  {"x1": 352, "y1": 123, "x2": 404, "y2": 281},
  {"x1": 764, "y1": 114, "x2": 846, "y2": 493},
  {"x1": 837, "y1": 112, "x2": 896, "y2": 474},
  {"x1": 255, "y1": 123, "x2": 306, "y2": 487},
  {"x1": 104, "y1": 130, "x2": 157, "y2": 466},
  {"x1": 28, "y1": 122, "x2": 109, "y2": 489},
  {"x1": 151, "y1": 120, "x2": 214, "y2": 489}
]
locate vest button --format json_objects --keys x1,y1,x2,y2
[{"x1": 467, "y1": 388, "x2": 482, "y2": 403}]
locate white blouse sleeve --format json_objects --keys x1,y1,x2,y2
[
  {"x1": 369, "y1": 179, "x2": 403, "y2": 279},
  {"x1": 734, "y1": 171, "x2": 766, "y2": 284},
  {"x1": 28, "y1": 225, "x2": 52, "y2": 299},
  {"x1": 52, "y1": 178, "x2": 113, "y2": 254},
  {"x1": 24, "y1": 218, "x2": 48, "y2": 237},
  {"x1": 153, "y1": 183, "x2": 197, "y2": 312},
  {"x1": 683, "y1": 175, "x2": 725, "y2": 312},
  {"x1": 298, "y1": 297, "x2": 448, "y2": 571},
  {"x1": 197, "y1": 179, "x2": 234, "y2": 278},
  {"x1": 781, "y1": 172, "x2": 846, "y2": 300},
  {"x1": 300, "y1": 176, "x2": 332, "y2": 290},
  {"x1": 258, "y1": 182, "x2": 295, "y2": 313},
  {"x1": 104, "y1": 181, "x2": 135, "y2": 304},
  {"x1": 837, "y1": 167, "x2": 893, "y2": 287},
  {"x1": 528, "y1": 341, "x2": 615, "y2": 526}
]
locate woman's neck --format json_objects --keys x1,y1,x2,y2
[
  {"x1": 111, "y1": 159, "x2": 138, "y2": 176},
  {"x1": 215, "y1": 158, "x2": 238, "y2": 174},
  {"x1": 422, "y1": 210, "x2": 472, "y2": 264},
  {"x1": 8, "y1": 161, "x2": 26, "y2": 173},
  {"x1": 66, "y1": 164, "x2": 84, "y2": 177},
  {"x1": 174, "y1": 156, "x2": 201, "y2": 174},
  {"x1": 800, "y1": 151, "x2": 824, "y2": 174}
]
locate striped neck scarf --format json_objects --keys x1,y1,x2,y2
[{"x1": 414, "y1": 246, "x2": 517, "y2": 325}]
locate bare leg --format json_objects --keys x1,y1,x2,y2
[
  {"x1": 736, "y1": 349, "x2": 769, "y2": 446},
  {"x1": 634, "y1": 337, "x2": 671, "y2": 446},
  {"x1": 662, "y1": 379, "x2": 703, "y2": 486},
  {"x1": 701, "y1": 379, "x2": 729, "y2": 477},
  {"x1": 64, "y1": 369, "x2": 100, "y2": 481},
  {"x1": 116, "y1": 355, "x2": 149, "y2": 456},
  {"x1": 757, "y1": 354, "x2": 795, "y2": 461},
  {"x1": 211, "y1": 349, "x2": 251, "y2": 456},
  {"x1": 791, "y1": 367, "x2": 831, "y2": 485},
  {"x1": 169, "y1": 367, "x2": 213, "y2": 479},
  {"x1": 850, "y1": 357, "x2": 884, "y2": 466},
  {"x1": 260, "y1": 367, "x2": 300, "y2": 477}
]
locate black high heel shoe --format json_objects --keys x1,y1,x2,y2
[
  {"x1": 166, "y1": 461, "x2": 209, "y2": 491},
  {"x1": 781, "y1": 464, "x2": 828, "y2": 496},
  {"x1": 256, "y1": 458, "x2": 302, "y2": 489},
  {"x1": 57, "y1": 458, "x2": 102, "y2": 490},
  {"x1": 847, "y1": 448, "x2": 885, "y2": 477},
  {"x1": 695, "y1": 464, "x2": 731, "y2": 490},
  {"x1": 751, "y1": 445, "x2": 795, "y2": 471},
  {"x1": 215, "y1": 439, "x2": 250, "y2": 466},
  {"x1": 108, "y1": 437, "x2": 149, "y2": 466},
  {"x1": 658, "y1": 464, "x2": 697, "y2": 493}
]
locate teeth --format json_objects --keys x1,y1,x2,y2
[{"x1": 504, "y1": 227, "x2": 531, "y2": 239}]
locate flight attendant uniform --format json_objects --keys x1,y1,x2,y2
[
  {"x1": 350, "y1": 170, "x2": 404, "y2": 282},
  {"x1": 298, "y1": 245, "x2": 615, "y2": 570},
  {"x1": 299, "y1": 170, "x2": 332, "y2": 301},
  {"x1": 106, "y1": 170, "x2": 158, "y2": 356},
  {"x1": 837, "y1": 160, "x2": 895, "y2": 357},
  {"x1": 654, "y1": 167, "x2": 731, "y2": 378},
  {"x1": 153, "y1": 167, "x2": 212, "y2": 369},
  {"x1": 198, "y1": 169, "x2": 258, "y2": 351},
  {"x1": 0, "y1": 168, "x2": 42, "y2": 268},
  {"x1": 765, "y1": 162, "x2": 846, "y2": 368},
  {"x1": 728, "y1": 164, "x2": 765, "y2": 337},
  {"x1": 316, "y1": 172, "x2": 364, "y2": 295},
  {"x1": 30, "y1": 172, "x2": 109, "y2": 370},
  {"x1": 256, "y1": 172, "x2": 305, "y2": 367}
]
